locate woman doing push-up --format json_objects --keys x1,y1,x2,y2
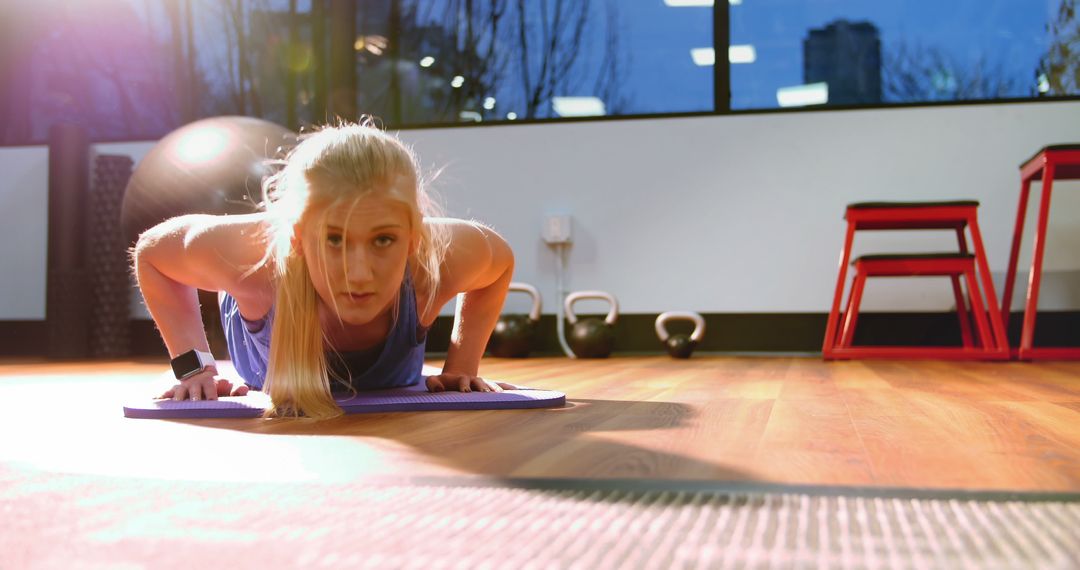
[{"x1": 133, "y1": 121, "x2": 514, "y2": 419}]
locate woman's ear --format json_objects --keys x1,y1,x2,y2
[
  {"x1": 409, "y1": 227, "x2": 421, "y2": 256},
  {"x1": 290, "y1": 224, "x2": 303, "y2": 251}
]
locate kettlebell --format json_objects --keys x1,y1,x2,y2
[
  {"x1": 655, "y1": 311, "x2": 705, "y2": 359},
  {"x1": 565, "y1": 290, "x2": 619, "y2": 358},
  {"x1": 488, "y1": 282, "x2": 542, "y2": 358}
]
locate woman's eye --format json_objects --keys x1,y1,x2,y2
[
  {"x1": 374, "y1": 235, "x2": 396, "y2": 248},
  {"x1": 326, "y1": 234, "x2": 344, "y2": 248}
]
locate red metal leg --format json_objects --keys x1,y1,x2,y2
[
  {"x1": 840, "y1": 269, "x2": 867, "y2": 348},
  {"x1": 823, "y1": 221, "x2": 857, "y2": 358},
  {"x1": 963, "y1": 267, "x2": 993, "y2": 354},
  {"x1": 1002, "y1": 176, "x2": 1032, "y2": 330},
  {"x1": 954, "y1": 227, "x2": 969, "y2": 255},
  {"x1": 967, "y1": 216, "x2": 1010, "y2": 359},
  {"x1": 1020, "y1": 163, "x2": 1056, "y2": 359},
  {"x1": 950, "y1": 275, "x2": 974, "y2": 348},
  {"x1": 839, "y1": 288, "x2": 855, "y2": 348}
]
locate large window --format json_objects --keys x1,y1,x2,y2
[
  {"x1": 0, "y1": 0, "x2": 1074, "y2": 145},
  {"x1": 725, "y1": 0, "x2": 1071, "y2": 110}
]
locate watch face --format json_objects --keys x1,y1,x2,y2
[{"x1": 171, "y1": 350, "x2": 203, "y2": 379}]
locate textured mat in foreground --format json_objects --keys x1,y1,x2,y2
[{"x1": 3, "y1": 470, "x2": 1078, "y2": 569}]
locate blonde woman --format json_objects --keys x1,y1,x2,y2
[{"x1": 133, "y1": 122, "x2": 514, "y2": 419}]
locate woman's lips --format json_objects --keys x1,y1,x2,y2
[{"x1": 345, "y1": 292, "x2": 375, "y2": 303}]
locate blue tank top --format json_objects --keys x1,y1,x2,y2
[{"x1": 219, "y1": 268, "x2": 428, "y2": 391}]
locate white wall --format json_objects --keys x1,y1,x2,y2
[
  {"x1": 2, "y1": 101, "x2": 1079, "y2": 319},
  {"x1": 0, "y1": 147, "x2": 49, "y2": 319},
  {"x1": 401, "y1": 101, "x2": 1080, "y2": 314}
]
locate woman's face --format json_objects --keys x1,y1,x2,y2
[{"x1": 299, "y1": 193, "x2": 414, "y2": 326}]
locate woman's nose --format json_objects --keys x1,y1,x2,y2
[{"x1": 345, "y1": 248, "x2": 374, "y2": 283}]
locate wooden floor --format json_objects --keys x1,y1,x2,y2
[{"x1": 1, "y1": 355, "x2": 1079, "y2": 492}]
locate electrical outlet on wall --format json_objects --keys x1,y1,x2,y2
[{"x1": 542, "y1": 214, "x2": 572, "y2": 244}]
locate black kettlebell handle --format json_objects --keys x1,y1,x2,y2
[
  {"x1": 508, "y1": 282, "x2": 542, "y2": 323},
  {"x1": 655, "y1": 311, "x2": 705, "y2": 343},
  {"x1": 565, "y1": 291, "x2": 619, "y2": 325}
]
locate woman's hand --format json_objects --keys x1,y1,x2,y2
[
  {"x1": 162, "y1": 369, "x2": 250, "y2": 401},
  {"x1": 422, "y1": 220, "x2": 515, "y2": 391},
  {"x1": 425, "y1": 373, "x2": 517, "y2": 393}
]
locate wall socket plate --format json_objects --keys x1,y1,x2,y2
[{"x1": 542, "y1": 214, "x2": 572, "y2": 244}]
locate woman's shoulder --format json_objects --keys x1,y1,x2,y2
[
  {"x1": 437, "y1": 217, "x2": 512, "y2": 268},
  {"x1": 197, "y1": 213, "x2": 277, "y2": 308},
  {"x1": 155, "y1": 212, "x2": 277, "y2": 303},
  {"x1": 414, "y1": 218, "x2": 513, "y2": 319},
  {"x1": 187, "y1": 211, "x2": 274, "y2": 236},
  {"x1": 146, "y1": 211, "x2": 273, "y2": 243},
  {"x1": 182, "y1": 212, "x2": 275, "y2": 268},
  {"x1": 422, "y1": 217, "x2": 503, "y2": 249}
]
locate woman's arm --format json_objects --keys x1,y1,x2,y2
[
  {"x1": 421, "y1": 219, "x2": 514, "y2": 392},
  {"x1": 132, "y1": 213, "x2": 272, "y2": 399}
]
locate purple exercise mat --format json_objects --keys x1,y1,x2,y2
[{"x1": 123, "y1": 378, "x2": 565, "y2": 419}]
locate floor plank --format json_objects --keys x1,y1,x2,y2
[{"x1": 1, "y1": 355, "x2": 1078, "y2": 491}]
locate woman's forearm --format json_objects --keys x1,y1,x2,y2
[
  {"x1": 134, "y1": 247, "x2": 212, "y2": 359},
  {"x1": 441, "y1": 263, "x2": 513, "y2": 376}
]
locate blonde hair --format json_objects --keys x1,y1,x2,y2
[{"x1": 259, "y1": 120, "x2": 449, "y2": 419}]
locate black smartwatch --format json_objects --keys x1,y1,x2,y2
[{"x1": 171, "y1": 349, "x2": 216, "y2": 381}]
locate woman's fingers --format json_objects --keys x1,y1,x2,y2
[
  {"x1": 173, "y1": 378, "x2": 212, "y2": 401},
  {"x1": 426, "y1": 376, "x2": 446, "y2": 392},
  {"x1": 161, "y1": 375, "x2": 248, "y2": 400},
  {"x1": 471, "y1": 378, "x2": 502, "y2": 392},
  {"x1": 462, "y1": 376, "x2": 501, "y2": 392},
  {"x1": 222, "y1": 380, "x2": 248, "y2": 397},
  {"x1": 212, "y1": 378, "x2": 249, "y2": 397},
  {"x1": 170, "y1": 383, "x2": 188, "y2": 401},
  {"x1": 425, "y1": 374, "x2": 512, "y2": 393},
  {"x1": 426, "y1": 374, "x2": 476, "y2": 392}
]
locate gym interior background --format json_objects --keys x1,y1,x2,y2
[
  {"x1": 2, "y1": 1, "x2": 1080, "y2": 567},
  {"x1": 2, "y1": 0, "x2": 1080, "y2": 353}
]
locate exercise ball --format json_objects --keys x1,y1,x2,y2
[{"x1": 121, "y1": 116, "x2": 297, "y2": 246}]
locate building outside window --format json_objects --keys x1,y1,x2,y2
[{"x1": 728, "y1": 0, "x2": 1070, "y2": 110}]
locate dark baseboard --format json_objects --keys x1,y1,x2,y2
[
  {"x1": 461, "y1": 311, "x2": 1080, "y2": 356},
  {"x1": 3, "y1": 311, "x2": 1079, "y2": 359},
  {"x1": 0, "y1": 321, "x2": 49, "y2": 357},
  {"x1": 0, "y1": 320, "x2": 170, "y2": 360}
]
